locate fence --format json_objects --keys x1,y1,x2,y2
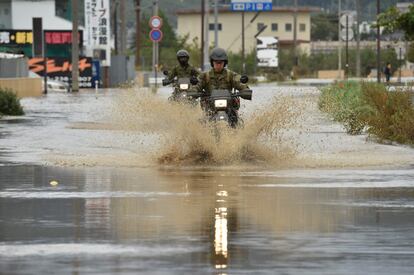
[{"x1": 0, "y1": 57, "x2": 29, "y2": 78}]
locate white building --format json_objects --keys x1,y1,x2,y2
[
  {"x1": 0, "y1": 0, "x2": 73, "y2": 30},
  {"x1": 177, "y1": 7, "x2": 319, "y2": 54}
]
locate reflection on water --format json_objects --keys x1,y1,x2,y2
[
  {"x1": 214, "y1": 188, "x2": 229, "y2": 270},
  {"x1": 1, "y1": 165, "x2": 414, "y2": 274}
]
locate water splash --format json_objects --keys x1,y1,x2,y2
[{"x1": 112, "y1": 89, "x2": 302, "y2": 166}]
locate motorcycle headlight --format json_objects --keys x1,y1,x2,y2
[
  {"x1": 179, "y1": 84, "x2": 189, "y2": 90},
  {"x1": 214, "y1": 99, "x2": 227, "y2": 108}
]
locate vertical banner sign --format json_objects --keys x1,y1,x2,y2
[{"x1": 85, "y1": 0, "x2": 111, "y2": 66}]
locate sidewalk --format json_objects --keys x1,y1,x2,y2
[{"x1": 284, "y1": 76, "x2": 414, "y2": 87}]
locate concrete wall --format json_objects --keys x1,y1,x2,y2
[
  {"x1": 318, "y1": 70, "x2": 344, "y2": 79},
  {"x1": 0, "y1": 77, "x2": 42, "y2": 97}
]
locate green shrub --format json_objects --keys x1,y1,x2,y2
[
  {"x1": 361, "y1": 83, "x2": 414, "y2": 144},
  {"x1": 319, "y1": 81, "x2": 414, "y2": 144},
  {"x1": 0, "y1": 88, "x2": 24, "y2": 116},
  {"x1": 319, "y1": 81, "x2": 371, "y2": 134}
]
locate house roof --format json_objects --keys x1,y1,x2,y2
[{"x1": 177, "y1": 6, "x2": 321, "y2": 15}]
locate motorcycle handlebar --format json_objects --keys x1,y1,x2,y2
[
  {"x1": 162, "y1": 79, "x2": 172, "y2": 86},
  {"x1": 187, "y1": 89, "x2": 253, "y2": 100}
]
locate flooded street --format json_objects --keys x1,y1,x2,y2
[{"x1": 1, "y1": 86, "x2": 414, "y2": 274}]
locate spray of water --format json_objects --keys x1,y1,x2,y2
[{"x1": 111, "y1": 89, "x2": 302, "y2": 166}]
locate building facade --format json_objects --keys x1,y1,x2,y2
[
  {"x1": 0, "y1": 0, "x2": 72, "y2": 30},
  {"x1": 177, "y1": 7, "x2": 319, "y2": 54}
]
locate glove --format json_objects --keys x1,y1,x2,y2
[
  {"x1": 162, "y1": 79, "x2": 170, "y2": 86},
  {"x1": 190, "y1": 76, "x2": 199, "y2": 85}
]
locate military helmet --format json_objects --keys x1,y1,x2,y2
[
  {"x1": 176, "y1": 49, "x2": 190, "y2": 66},
  {"x1": 176, "y1": 49, "x2": 190, "y2": 58},
  {"x1": 210, "y1": 47, "x2": 228, "y2": 67}
]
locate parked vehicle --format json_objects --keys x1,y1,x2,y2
[{"x1": 43, "y1": 79, "x2": 71, "y2": 93}]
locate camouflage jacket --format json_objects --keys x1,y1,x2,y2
[
  {"x1": 193, "y1": 68, "x2": 248, "y2": 95},
  {"x1": 167, "y1": 64, "x2": 199, "y2": 82}
]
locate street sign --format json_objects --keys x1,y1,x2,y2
[
  {"x1": 149, "y1": 29, "x2": 163, "y2": 42},
  {"x1": 340, "y1": 28, "x2": 354, "y2": 41},
  {"x1": 231, "y1": 0, "x2": 272, "y2": 12},
  {"x1": 149, "y1": 16, "x2": 163, "y2": 29},
  {"x1": 340, "y1": 13, "x2": 354, "y2": 27}
]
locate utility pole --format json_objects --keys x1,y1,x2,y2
[
  {"x1": 338, "y1": 0, "x2": 342, "y2": 79},
  {"x1": 135, "y1": 0, "x2": 141, "y2": 68},
  {"x1": 113, "y1": 1, "x2": 118, "y2": 54},
  {"x1": 242, "y1": 11, "x2": 245, "y2": 73},
  {"x1": 120, "y1": 0, "x2": 126, "y2": 55},
  {"x1": 345, "y1": 15, "x2": 349, "y2": 79},
  {"x1": 71, "y1": 0, "x2": 79, "y2": 92},
  {"x1": 152, "y1": 0, "x2": 159, "y2": 88},
  {"x1": 293, "y1": 0, "x2": 298, "y2": 77},
  {"x1": 203, "y1": 0, "x2": 210, "y2": 70},
  {"x1": 356, "y1": 0, "x2": 361, "y2": 78},
  {"x1": 201, "y1": 0, "x2": 205, "y2": 69},
  {"x1": 214, "y1": 0, "x2": 218, "y2": 47},
  {"x1": 376, "y1": 0, "x2": 381, "y2": 83}
]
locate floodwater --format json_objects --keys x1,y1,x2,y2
[{"x1": 1, "y1": 86, "x2": 414, "y2": 274}]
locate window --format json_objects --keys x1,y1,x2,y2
[
  {"x1": 300, "y1": 23, "x2": 306, "y2": 32},
  {"x1": 209, "y1": 23, "x2": 222, "y2": 31},
  {"x1": 257, "y1": 23, "x2": 265, "y2": 31},
  {"x1": 271, "y1": 23, "x2": 278, "y2": 31},
  {"x1": 285, "y1": 23, "x2": 292, "y2": 32}
]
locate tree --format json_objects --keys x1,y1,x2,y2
[
  {"x1": 311, "y1": 13, "x2": 338, "y2": 41},
  {"x1": 130, "y1": 10, "x2": 181, "y2": 70},
  {"x1": 378, "y1": 4, "x2": 414, "y2": 62}
]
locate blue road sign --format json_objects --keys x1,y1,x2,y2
[
  {"x1": 230, "y1": 2, "x2": 272, "y2": 12},
  {"x1": 149, "y1": 29, "x2": 163, "y2": 42}
]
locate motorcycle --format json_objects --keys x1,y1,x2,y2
[
  {"x1": 162, "y1": 71, "x2": 199, "y2": 104},
  {"x1": 190, "y1": 75, "x2": 252, "y2": 128}
]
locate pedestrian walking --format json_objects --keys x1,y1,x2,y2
[{"x1": 384, "y1": 63, "x2": 392, "y2": 83}]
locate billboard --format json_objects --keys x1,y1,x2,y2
[
  {"x1": 256, "y1": 36, "x2": 278, "y2": 68},
  {"x1": 28, "y1": 57, "x2": 97, "y2": 88},
  {"x1": 0, "y1": 30, "x2": 83, "y2": 46},
  {"x1": 85, "y1": 0, "x2": 111, "y2": 66}
]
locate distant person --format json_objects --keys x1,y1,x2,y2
[
  {"x1": 165, "y1": 50, "x2": 199, "y2": 83},
  {"x1": 384, "y1": 63, "x2": 392, "y2": 83}
]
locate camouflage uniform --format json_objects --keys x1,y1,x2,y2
[
  {"x1": 193, "y1": 68, "x2": 247, "y2": 96},
  {"x1": 166, "y1": 64, "x2": 199, "y2": 82}
]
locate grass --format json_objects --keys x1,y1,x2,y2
[
  {"x1": 0, "y1": 88, "x2": 24, "y2": 117},
  {"x1": 319, "y1": 81, "x2": 414, "y2": 145}
]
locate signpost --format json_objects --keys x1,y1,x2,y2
[
  {"x1": 230, "y1": 0, "x2": 272, "y2": 73},
  {"x1": 231, "y1": 0, "x2": 272, "y2": 11},
  {"x1": 149, "y1": 15, "x2": 163, "y2": 29},
  {"x1": 340, "y1": 12, "x2": 354, "y2": 79},
  {"x1": 149, "y1": 28, "x2": 163, "y2": 42},
  {"x1": 149, "y1": 12, "x2": 162, "y2": 89}
]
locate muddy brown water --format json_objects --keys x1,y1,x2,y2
[{"x1": 1, "y1": 87, "x2": 414, "y2": 274}]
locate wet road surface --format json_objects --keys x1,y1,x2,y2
[{"x1": 1, "y1": 87, "x2": 414, "y2": 274}]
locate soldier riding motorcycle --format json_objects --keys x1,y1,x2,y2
[
  {"x1": 190, "y1": 47, "x2": 252, "y2": 128},
  {"x1": 162, "y1": 49, "x2": 199, "y2": 103}
]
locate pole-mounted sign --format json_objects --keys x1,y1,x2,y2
[
  {"x1": 231, "y1": 0, "x2": 272, "y2": 12},
  {"x1": 149, "y1": 29, "x2": 163, "y2": 42},
  {"x1": 149, "y1": 15, "x2": 163, "y2": 42},
  {"x1": 149, "y1": 15, "x2": 163, "y2": 29}
]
